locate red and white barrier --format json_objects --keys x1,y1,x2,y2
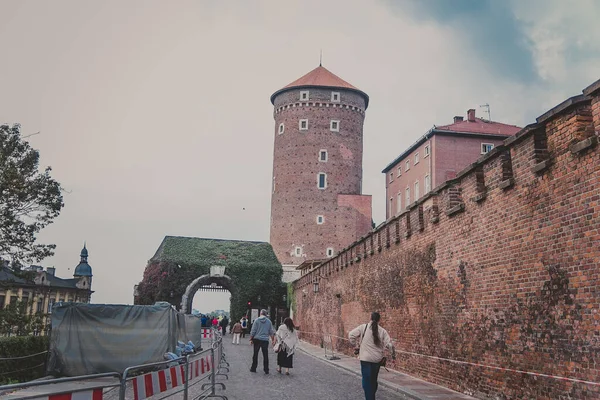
[
  {"x1": 34, "y1": 389, "x2": 103, "y2": 400},
  {"x1": 201, "y1": 328, "x2": 214, "y2": 339},
  {"x1": 190, "y1": 354, "x2": 213, "y2": 379},
  {"x1": 132, "y1": 365, "x2": 186, "y2": 400}
]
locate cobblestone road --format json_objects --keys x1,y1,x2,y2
[{"x1": 186, "y1": 335, "x2": 404, "y2": 400}]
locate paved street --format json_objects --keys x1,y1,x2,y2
[{"x1": 186, "y1": 335, "x2": 403, "y2": 400}]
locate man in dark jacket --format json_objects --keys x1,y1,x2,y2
[
  {"x1": 249, "y1": 309, "x2": 275, "y2": 374},
  {"x1": 220, "y1": 316, "x2": 229, "y2": 336}
]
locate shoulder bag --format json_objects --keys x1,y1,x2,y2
[{"x1": 353, "y1": 323, "x2": 369, "y2": 355}]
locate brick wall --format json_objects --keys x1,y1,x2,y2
[{"x1": 293, "y1": 79, "x2": 600, "y2": 399}]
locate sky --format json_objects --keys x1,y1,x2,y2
[{"x1": 1, "y1": 0, "x2": 599, "y2": 310}]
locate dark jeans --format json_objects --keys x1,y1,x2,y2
[
  {"x1": 250, "y1": 339, "x2": 270, "y2": 372},
  {"x1": 360, "y1": 361, "x2": 381, "y2": 400}
]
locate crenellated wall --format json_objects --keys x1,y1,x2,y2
[{"x1": 293, "y1": 79, "x2": 600, "y2": 400}]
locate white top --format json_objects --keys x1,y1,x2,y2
[
  {"x1": 349, "y1": 322, "x2": 393, "y2": 363},
  {"x1": 276, "y1": 324, "x2": 299, "y2": 356}
]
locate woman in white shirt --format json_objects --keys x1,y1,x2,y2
[
  {"x1": 349, "y1": 312, "x2": 395, "y2": 400},
  {"x1": 275, "y1": 317, "x2": 298, "y2": 375}
]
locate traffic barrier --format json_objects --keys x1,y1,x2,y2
[
  {"x1": 0, "y1": 373, "x2": 120, "y2": 400},
  {"x1": 201, "y1": 328, "x2": 214, "y2": 340},
  {"x1": 131, "y1": 365, "x2": 186, "y2": 400},
  {"x1": 323, "y1": 334, "x2": 340, "y2": 360}
]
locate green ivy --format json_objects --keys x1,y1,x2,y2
[{"x1": 136, "y1": 237, "x2": 285, "y2": 322}]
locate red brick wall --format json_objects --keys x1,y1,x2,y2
[
  {"x1": 294, "y1": 81, "x2": 600, "y2": 399},
  {"x1": 270, "y1": 88, "x2": 371, "y2": 265}
]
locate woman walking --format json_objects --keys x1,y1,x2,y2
[
  {"x1": 349, "y1": 312, "x2": 395, "y2": 400},
  {"x1": 275, "y1": 317, "x2": 298, "y2": 375}
]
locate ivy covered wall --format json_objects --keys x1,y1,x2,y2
[{"x1": 135, "y1": 236, "x2": 285, "y2": 322}]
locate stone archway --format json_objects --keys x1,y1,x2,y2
[{"x1": 180, "y1": 273, "x2": 234, "y2": 314}]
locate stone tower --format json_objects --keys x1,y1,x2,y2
[{"x1": 270, "y1": 65, "x2": 372, "y2": 281}]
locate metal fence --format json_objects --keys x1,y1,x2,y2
[{"x1": 0, "y1": 327, "x2": 228, "y2": 400}]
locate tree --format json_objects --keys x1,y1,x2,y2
[{"x1": 0, "y1": 124, "x2": 64, "y2": 267}]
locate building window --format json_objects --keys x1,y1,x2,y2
[
  {"x1": 397, "y1": 193, "x2": 402, "y2": 214},
  {"x1": 36, "y1": 300, "x2": 43, "y2": 313},
  {"x1": 389, "y1": 197, "x2": 393, "y2": 215},
  {"x1": 397, "y1": 166, "x2": 402, "y2": 177},
  {"x1": 295, "y1": 246, "x2": 302, "y2": 256},
  {"x1": 425, "y1": 174, "x2": 431, "y2": 193},
  {"x1": 318, "y1": 173, "x2": 327, "y2": 189},
  {"x1": 0, "y1": 295, "x2": 4, "y2": 309},
  {"x1": 317, "y1": 215, "x2": 324, "y2": 224},
  {"x1": 300, "y1": 91, "x2": 309, "y2": 101},
  {"x1": 405, "y1": 160, "x2": 410, "y2": 171},
  {"x1": 319, "y1": 150, "x2": 328, "y2": 162},
  {"x1": 424, "y1": 145, "x2": 430, "y2": 157},
  {"x1": 278, "y1": 123, "x2": 284, "y2": 134},
  {"x1": 331, "y1": 92, "x2": 340, "y2": 102},
  {"x1": 414, "y1": 152, "x2": 419, "y2": 165},
  {"x1": 326, "y1": 247, "x2": 334, "y2": 257},
  {"x1": 481, "y1": 143, "x2": 494, "y2": 154},
  {"x1": 48, "y1": 299, "x2": 55, "y2": 314},
  {"x1": 415, "y1": 181, "x2": 420, "y2": 200},
  {"x1": 330, "y1": 120, "x2": 340, "y2": 132},
  {"x1": 389, "y1": 172, "x2": 394, "y2": 183},
  {"x1": 299, "y1": 119, "x2": 308, "y2": 131},
  {"x1": 405, "y1": 187, "x2": 410, "y2": 208}
]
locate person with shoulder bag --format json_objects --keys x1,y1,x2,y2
[
  {"x1": 274, "y1": 317, "x2": 298, "y2": 375},
  {"x1": 349, "y1": 312, "x2": 396, "y2": 400}
]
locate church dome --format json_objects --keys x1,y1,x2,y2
[{"x1": 74, "y1": 244, "x2": 93, "y2": 277}]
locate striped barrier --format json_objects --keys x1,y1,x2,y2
[
  {"x1": 201, "y1": 328, "x2": 214, "y2": 340},
  {"x1": 33, "y1": 389, "x2": 103, "y2": 400},
  {"x1": 189, "y1": 354, "x2": 212, "y2": 379},
  {"x1": 131, "y1": 365, "x2": 186, "y2": 400}
]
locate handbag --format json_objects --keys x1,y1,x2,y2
[
  {"x1": 273, "y1": 342, "x2": 282, "y2": 353},
  {"x1": 379, "y1": 357, "x2": 387, "y2": 367}
]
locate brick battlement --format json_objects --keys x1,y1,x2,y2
[
  {"x1": 274, "y1": 101, "x2": 366, "y2": 116},
  {"x1": 293, "y1": 78, "x2": 600, "y2": 399}
]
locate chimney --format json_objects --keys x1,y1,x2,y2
[
  {"x1": 46, "y1": 267, "x2": 55, "y2": 276},
  {"x1": 467, "y1": 109, "x2": 476, "y2": 122},
  {"x1": 454, "y1": 116, "x2": 464, "y2": 123}
]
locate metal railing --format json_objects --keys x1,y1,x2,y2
[{"x1": 0, "y1": 327, "x2": 229, "y2": 400}]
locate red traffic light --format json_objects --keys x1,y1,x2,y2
[{"x1": 247, "y1": 301, "x2": 252, "y2": 306}]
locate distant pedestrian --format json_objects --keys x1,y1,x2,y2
[
  {"x1": 220, "y1": 316, "x2": 229, "y2": 336},
  {"x1": 249, "y1": 309, "x2": 275, "y2": 374},
  {"x1": 240, "y1": 316, "x2": 248, "y2": 338},
  {"x1": 212, "y1": 316, "x2": 219, "y2": 329},
  {"x1": 201, "y1": 314, "x2": 207, "y2": 327},
  {"x1": 232, "y1": 321, "x2": 243, "y2": 344},
  {"x1": 349, "y1": 312, "x2": 395, "y2": 400},
  {"x1": 275, "y1": 317, "x2": 298, "y2": 375}
]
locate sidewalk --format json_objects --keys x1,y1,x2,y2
[{"x1": 297, "y1": 340, "x2": 476, "y2": 400}]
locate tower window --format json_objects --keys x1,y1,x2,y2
[
  {"x1": 424, "y1": 145, "x2": 430, "y2": 157},
  {"x1": 319, "y1": 150, "x2": 328, "y2": 162},
  {"x1": 405, "y1": 187, "x2": 410, "y2": 208},
  {"x1": 300, "y1": 91, "x2": 309, "y2": 101},
  {"x1": 295, "y1": 246, "x2": 302, "y2": 256},
  {"x1": 326, "y1": 247, "x2": 334, "y2": 257},
  {"x1": 278, "y1": 123, "x2": 284, "y2": 134},
  {"x1": 389, "y1": 172, "x2": 394, "y2": 183},
  {"x1": 318, "y1": 173, "x2": 327, "y2": 189},
  {"x1": 414, "y1": 152, "x2": 419, "y2": 165},
  {"x1": 331, "y1": 92, "x2": 340, "y2": 102},
  {"x1": 481, "y1": 143, "x2": 494, "y2": 154},
  {"x1": 415, "y1": 180, "x2": 420, "y2": 200},
  {"x1": 425, "y1": 174, "x2": 431, "y2": 193},
  {"x1": 397, "y1": 166, "x2": 402, "y2": 177},
  {"x1": 397, "y1": 192, "x2": 402, "y2": 214},
  {"x1": 330, "y1": 120, "x2": 340, "y2": 132},
  {"x1": 299, "y1": 119, "x2": 308, "y2": 131},
  {"x1": 317, "y1": 215, "x2": 324, "y2": 224},
  {"x1": 405, "y1": 160, "x2": 410, "y2": 172}
]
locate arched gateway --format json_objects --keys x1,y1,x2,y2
[{"x1": 135, "y1": 236, "x2": 287, "y2": 322}]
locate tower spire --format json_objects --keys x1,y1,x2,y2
[{"x1": 319, "y1": 49, "x2": 322, "y2": 66}]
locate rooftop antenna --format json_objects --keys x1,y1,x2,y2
[
  {"x1": 479, "y1": 103, "x2": 491, "y2": 121},
  {"x1": 320, "y1": 49, "x2": 322, "y2": 66}
]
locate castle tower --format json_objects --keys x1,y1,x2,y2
[{"x1": 270, "y1": 65, "x2": 373, "y2": 280}]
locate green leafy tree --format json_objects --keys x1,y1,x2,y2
[{"x1": 0, "y1": 124, "x2": 64, "y2": 267}]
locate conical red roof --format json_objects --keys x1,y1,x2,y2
[
  {"x1": 271, "y1": 66, "x2": 369, "y2": 107},
  {"x1": 282, "y1": 66, "x2": 358, "y2": 90}
]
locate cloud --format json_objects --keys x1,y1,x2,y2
[{"x1": 385, "y1": 0, "x2": 537, "y2": 83}]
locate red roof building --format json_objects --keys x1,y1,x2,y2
[{"x1": 382, "y1": 109, "x2": 521, "y2": 220}]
